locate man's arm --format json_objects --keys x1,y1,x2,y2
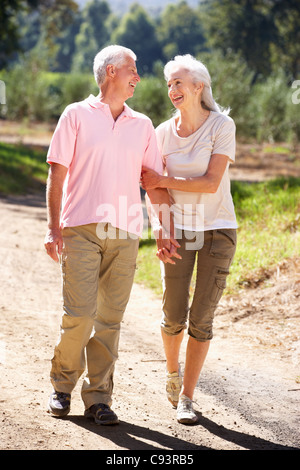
[
  {"x1": 44, "y1": 163, "x2": 68, "y2": 262},
  {"x1": 146, "y1": 187, "x2": 181, "y2": 264}
]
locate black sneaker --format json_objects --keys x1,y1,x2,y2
[
  {"x1": 84, "y1": 403, "x2": 119, "y2": 425},
  {"x1": 48, "y1": 391, "x2": 71, "y2": 417}
]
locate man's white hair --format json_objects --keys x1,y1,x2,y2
[
  {"x1": 93, "y1": 45, "x2": 137, "y2": 86},
  {"x1": 164, "y1": 54, "x2": 229, "y2": 115}
]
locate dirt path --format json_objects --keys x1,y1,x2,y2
[{"x1": 0, "y1": 192, "x2": 299, "y2": 452}]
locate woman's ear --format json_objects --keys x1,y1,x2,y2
[{"x1": 195, "y1": 82, "x2": 204, "y2": 94}]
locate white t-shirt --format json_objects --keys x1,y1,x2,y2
[{"x1": 155, "y1": 111, "x2": 238, "y2": 231}]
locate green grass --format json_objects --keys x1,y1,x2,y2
[
  {"x1": 136, "y1": 177, "x2": 300, "y2": 296},
  {"x1": 0, "y1": 142, "x2": 48, "y2": 194},
  {"x1": 1, "y1": 141, "x2": 299, "y2": 297}
]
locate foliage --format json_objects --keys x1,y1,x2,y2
[
  {"x1": 199, "y1": 0, "x2": 277, "y2": 78},
  {"x1": 0, "y1": 0, "x2": 78, "y2": 69},
  {"x1": 230, "y1": 177, "x2": 300, "y2": 290},
  {"x1": 0, "y1": 0, "x2": 299, "y2": 143},
  {"x1": 71, "y1": 0, "x2": 112, "y2": 72},
  {"x1": 197, "y1": 50, "x2": 255, "y2": 138},
  {"x1": 0, "y1": 51, "x2": 59, "y2": 122},
  {"x1": 2, "y1": 0, "x2": 299, "y2": 80},
  {"x1": 157, "y1": 1, "x2": 206, "y2": 60},
  {"x1": 0, "y1": 142, "x2": 48, "y2": 194},
  {"x1": 112, "y1": 3, "x2": 161, "y2": 75},
  {"x1": 135, "y1": 177, "x2": 300, "y2": 296},
  {"x1": 127, "y1": 74, "x2": 173, "y2": 127}
]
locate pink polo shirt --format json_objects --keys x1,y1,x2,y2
[{"x1": 47, "y1": 94, "x2": 163, "y2": 237}]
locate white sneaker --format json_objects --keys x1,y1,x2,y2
[
  {"x1": 177, "y1": 394, "x2": 198, "y2": 424},
  {"x1": 166, "y1": 366, "x2": 182, "y2": 408}
]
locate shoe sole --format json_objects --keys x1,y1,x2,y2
[
  {"x1": 167, "y1": 396, "x2": 178, "y2": 408},
  {"x1": 84, "y1": 410, "x2": 119, "y2": 426},
  {"x1": 177, "y1": 416, "x2": 198, "y2": 425},
  {"x1": 47, "y1": 405, "x2": 70, "y2": 418}
]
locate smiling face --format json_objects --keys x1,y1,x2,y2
[
  {"x1": 167, "y1": 66, "x2": 203, "y2": 111},
  {"x1": 110, "y1": 56, "x2": 140, "y2": 101}
]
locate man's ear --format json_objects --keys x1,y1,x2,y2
[{"x1": 106, "y1": 64, "x2": 116, "y2": 78}]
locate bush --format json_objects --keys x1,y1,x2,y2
[
  {"x1": 1, "y1": 54, "x2": 59, "y2": 122},
  {"x1": 1, "y1": 51, "x2": 299, "y2": 143},
  {"x1": 127, "y1": 74, "x2": 173, "y2": 127},
  {"x1": 42, "y1": 72, "x2": 98, "y2": 118},
  {"x1": 198, "y1": 51, "x2": 255, "y2": 138},
  {"x1": 0, "y1": 53, "x2": 98, "y2": 122}
]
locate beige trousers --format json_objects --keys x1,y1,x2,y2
[{"x1": 50, "y1": 223, "x2": 139, "y2": 409}]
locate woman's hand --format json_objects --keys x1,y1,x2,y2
[
  {"x1": 156, "y1": 237, "x2": 181, "y2": 265},
  {"x1": 141, "y1": 166, "x2": 164, "y2": 190}
]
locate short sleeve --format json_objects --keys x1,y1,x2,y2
[
  {"x1": 142, "y1": 122, "x2": 163, "y2": 175},
  {"x1": 212, "y1": 117, "x2": 236, "y2": 163},
  {"x1": 155, "y1": 121, "x2": 170, "y2": 169},
  {"x1": 46, "y1": 106, "x2": 77, "y2": 168}
]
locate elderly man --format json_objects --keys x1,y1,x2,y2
[{"x1": 44, "y1": 45, "x2": 179, "y2": 425}]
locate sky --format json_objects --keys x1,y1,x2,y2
[{"x1": 76, "y1": 0, "x2": 200, "y2": 16}]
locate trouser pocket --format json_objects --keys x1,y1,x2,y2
[
  {"x1": 104, "y1": 257, "x2": 137, "y2": 312},
  {"x1": 209, "y1": 266, "x2": 230, "y2": 304},
  {"x1": 209, "y1": 229, "x2": 237, "y2": 259}
]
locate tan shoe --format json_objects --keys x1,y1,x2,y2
[{"x1": 166, "y1": 366, "x2": 182, "y2": 408}]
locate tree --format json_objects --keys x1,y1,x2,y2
[
  {"x1": 271, "y1": 0, "x2": 300, "y2": 79},
  {"x1": 200, "y1": 0, "x2": 279, "y2": 79},
  {"x1": 72, "y1": 0, "x2": 112, "y2": 73},
  {"x1": 0, "y1": 0, "x2": 38, "y2": 69},
  {"x1": 54, "y1": 11, "x2": 82, "y2": 72},
  {"x1": 0, "y1": 0, "x2": 78, "y2": 70},
  {"x1": 157, "y1": 0, "x2": 206, "y2": 61},
  {"x1": 111, "y1": 3, "x2": 161, "y2": 75}
]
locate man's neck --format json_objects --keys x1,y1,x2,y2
[{"x1": 97, "y1": 90, "x2": 125, "y2": 121}]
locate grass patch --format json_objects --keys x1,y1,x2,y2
[
  {"x1": 0, "y1": 142, "x2": 48, "y2": 194},
  {"x1": 1, "y1": 141, "x2": 299, "y2": 297},
  {"x1": 136, "y1": 177, "x2": 300, "y2": 296}
]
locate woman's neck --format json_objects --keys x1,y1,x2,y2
[{"x1": 176, "y1": 105, "x2": 210, "y2": 137}]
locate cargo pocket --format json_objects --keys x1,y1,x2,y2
[
  {"x1": 105, "y1": 257, "x2": 137, "y2": 312},
  {"x1": 61, "y1": 251, "x2": 99, "y2": 314},
  {"x1": 210, "y1": 267, "x2": 230, "y2": 305}
]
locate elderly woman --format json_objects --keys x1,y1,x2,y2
[{"x1": 141, "y1": 55, "x2": 237, "y2": 424}]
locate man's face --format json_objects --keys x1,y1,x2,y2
[{"x1": 113, "y1": 57, "x2": 141, "y2": 100}]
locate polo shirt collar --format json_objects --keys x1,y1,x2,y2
[{"x1": 86, "y1": 94, "x2": 135, "y2": 118}]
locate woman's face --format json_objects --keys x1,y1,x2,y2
[{"x1": 167, "y1": 66, "x2": 202, "y2": 110}]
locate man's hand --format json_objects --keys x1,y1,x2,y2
[
  {"x1": 44, "y1": 227, "x2": 63, "y2": 262},
  {"x1": 156, "y1": 234, "x2": 181, "y2": 265}
]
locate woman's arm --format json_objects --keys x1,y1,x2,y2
[
  {"x1": 141, "y1": 153, "x2": 229, "y2": 193},
  {"x1": 145, "y1": 187, "x2": 181, "y2": 264}
]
